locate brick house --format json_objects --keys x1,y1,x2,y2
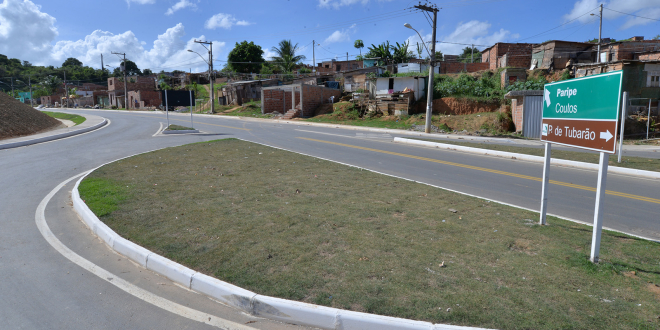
[
  {"x1": 531, "y1": 40, "x2": 595, "y2": 70},
  {"x1": 575, "y1": 60, "x2": 660, "y2": 99},
  {"x1": 481, "y1": 43, "x2": 535, "y2": 70},
  {"x1": 261, "y1": 84, "x2": 341, "y2": 118},
  {"x1": 598, "y1": 37, "x2": 660, "y2": 62},
  {"x1": 318, "y1": 59, "x2": 363, "y2": 72}
]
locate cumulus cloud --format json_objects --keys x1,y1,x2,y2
[
  {"x1": 165, "y1": 0, "x2": 196, "y2": 15},
  {"x1": 406, "y1": 20, "x2": 518, "y2": 56},
  {"x1": 0, "y1": 0, "x2": 58, "y2": 61},
  {"x1": 323, "y1": 24, "x2": 357, "y2": 44},
  {"x1": 563, "y1": 0, "x2": 660, "y2": 29},
  {"x1": 204, "y1": 13, "x2": 252, "y2": 29},
  {"x1": 318, "y1": 0, "x2": 393, "y2": 9}
]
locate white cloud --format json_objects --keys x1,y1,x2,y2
[
  {"x1": 204, "y1": 13, "x2": 252, "y2": 29},
  {"x1": 0, "y1": 0, "x2": 58, "y2": 61},
  {"x1": 564, "y1": 0, "x2": 660, "y2": 29},
  {"x1": 165, "y1": 0, "x2": 196, "y2": 15},
  {"x1": 409, "y1": 20, "x2": 518, "y2": 56},
  {"x1": 125, "y1": 0, "x2": 156, "y2": 7},
  {"x1": 318, "y1": 0, "x2": 393, "y2": 9},
  {"x1": 323, "y1": 24, "x2": 357, "y2": 44}
]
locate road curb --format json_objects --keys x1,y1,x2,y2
[
  {"x1": 0, "y1": 115, "x2": 108, "y2": 150},
  {"x1": 71, "y1": 163, "x2": 493, "y2": 330},
  {"x1": 394, "y1": 137, "x2": 660, "y2": 180}
]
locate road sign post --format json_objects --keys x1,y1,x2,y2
[{"x1": 538, "y1": 70, "x2": 623, "y2": 263}]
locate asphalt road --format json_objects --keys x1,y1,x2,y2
[{"x1": 1, "y1": 109, "x2": 658, "y2": 329}]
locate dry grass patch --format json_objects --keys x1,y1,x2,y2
[{"x1": 79, "y1": 139, "x2": 660, "y2": 330}]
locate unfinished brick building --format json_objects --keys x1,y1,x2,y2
[
  {"x1": 599, "y1": 37, "x2": 660, "y2": 62},
  {"x1": 261, "y1": 84, "x2": 341, "y2": 119},
  {"x1": 481, "y1": 43, "x2": 534, "y2": 70},
  {"x1": 532, "y1": 41, "x2": 596, "y2": 70}
]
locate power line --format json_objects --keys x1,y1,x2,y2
[
  {"x1": 516, "y1": 5, "x2": 600, "y2": 42},
  {"x1": 604, "y1": 7, "x2": 660, "y2": 22}
]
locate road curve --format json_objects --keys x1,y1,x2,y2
[{"x1": 1, "y1": 109, "x2": 658, "y2": 329}]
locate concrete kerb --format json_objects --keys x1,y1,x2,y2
[
  {"x1": 0, "y1": 114, "x2": 108, "y2": 150},
  {"x1": 394, "y1": 137, "x2": 660, "y2": 180},
  {"x1": 70, "y1": 146, "x2": 494, "y2": 330}
]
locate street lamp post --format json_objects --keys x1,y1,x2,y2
[{"x1": 405, "y1": 22, "x2": 436, "y2": 134}]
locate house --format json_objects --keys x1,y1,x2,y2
[
  {"x1": 108, "y1": 76, "x2": 157, "y2": 108},
  {"x1": 481, "y1": 43, "x2": 535, "y2": 70},
  {"x1": 221, "y1": 78, "x2": 280, "y2": 106},
  {"x1": 261, "y1": 83, "x2": 342, "y2": 118},
  {"x1": 318, "y1": 59, "x2": 363, "y2": 72},
  {"x1": 504, "y1": 90, "x2": 544, "y2": 138},
  {"x1": 371, "y1": 76, "x2": 427, "y2": 102},
  {"x1": 598, "y1": 37, "x2": 660, "y2": 62},
  {"x1": 397, "y1": 62, "x2": 439, "y2": 74},
  {"x1": 340, "y1": 67, "x2": 384, "y2": 92},
  {"x1": 531, "y1": 41, "x2": 595, "y2": 70},
  {"x1": 574, "y1": 60, "x2": 660, "y2": 100}
]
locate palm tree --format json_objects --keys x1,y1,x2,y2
[
  {"x1": 354, "y1": 39, "x2": 364, "y2": 56},
  {"x1": 271, "y1": 40, "x2": 306, "y2": 73}
]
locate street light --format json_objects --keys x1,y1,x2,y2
[
  {"x1": 404, "y1": 23, "x2": 435, "y2": 134},
  {"x1": 188, "y1": 47, "x2": 214, "y2": 113}
]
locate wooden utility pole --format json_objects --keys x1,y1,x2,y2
[{"x1": 414, "y1": 2, "x2": 439, "y2": 133}]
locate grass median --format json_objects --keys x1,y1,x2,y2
[
  {"x1": 79, "y1": 138, "x2": 660, "y2": 330},
  {"x1": 42, "y1": 111, "x2": 86, "y2": 125},
  {"x1": 408, "y1": 138, "x2": 660, "y2": 173}
]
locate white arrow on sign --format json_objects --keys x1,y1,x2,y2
[{"x1": 600, "y1": 130, "x2": 613, "y2": 142}]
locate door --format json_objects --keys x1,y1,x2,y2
[{"x1": 523, "y1": 95, "x2": 543, "y2": 138}]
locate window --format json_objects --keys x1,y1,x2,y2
[{"x1": 647, "y1": 71, "x2": 660, "y2": 87}]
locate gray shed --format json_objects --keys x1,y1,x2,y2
[{"x1": 505, "y1": 90, "x2": 544, "y2": 138}]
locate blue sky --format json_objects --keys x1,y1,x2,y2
[{"x1": 1, "y1": 0, "x2": 659, "y2": 73}]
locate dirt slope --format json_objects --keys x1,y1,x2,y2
[{"x1": 0, "y1": 91, "x2": 61, "y2": 140}]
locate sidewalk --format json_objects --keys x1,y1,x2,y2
[{"x1": 0, "y1": 112, "x2": 107, "y2": 150}]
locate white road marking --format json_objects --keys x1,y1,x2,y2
[
  {"x1": 35, "y1": 173, "x2": 255, "y2": 330},
  {"x1": 153, "y1": 122, "x2": 164, "y2": 137}
]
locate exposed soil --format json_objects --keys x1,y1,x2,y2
[{"x1": 0, "y1": 91, "x2": 61, "y2": 140}]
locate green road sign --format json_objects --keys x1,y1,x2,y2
[
  {"x1": 542, "y1": 71, "x2": 623, "y2": 120},
  {"x1": 541, "y1": 71, "x2": 623, "y2": 153}
]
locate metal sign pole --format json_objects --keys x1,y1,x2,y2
[
  {"x1": 618, "y1": 92, "x2": 628, "y2": 163},
  {"x1": 539, "y1": 143, "x2": 551, "y2": 225},
  {"x1": 590, "y1": 152, "x2": 609, "y2": 263},
  {"x1": 646, "y1": 98, "x2": 652, "y2": 140},
  {"x1": 190, "y1": 90, "x2": 194, "y2": 129},
  {"x1": 165, "y1": 90, "x2": 170, "y2": 128}
]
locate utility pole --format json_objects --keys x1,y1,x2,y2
[
  {"x1": 195, "y1": 40, "x2": 214, "y2": 113},
  {"x1": 415, "y1": 2, "x2": 439, "y2": 134},
  {"x1": 112, "y1": 52, "x2": 128, "y2": 109},
  {"x1": 597, "y1": 4, "x2": 603, "y2": 63},
  {"x1": 29, "y1": 76, "x2": 33, "y2": 107},
  {"x1": 63, "y1": 70, "x2": 68, "y2": 108}
]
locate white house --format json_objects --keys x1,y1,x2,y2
[
  {"x1": 371, "y1": 76, "x2": 428, "y2": 102},
  {"x1": 397, "y1": 62, "x2": 439, "y2": 74}
]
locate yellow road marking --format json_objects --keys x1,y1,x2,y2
[{"x1": 298, "y1": 137, "x2": 660, "y2": 205}]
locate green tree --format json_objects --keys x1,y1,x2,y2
[
  {"x1": 62, "y1": 58, "x2": 83, "y2": 67},
  {"x1": 354, "y1": 39, "x2": 364, "y2": 56},
  {"x1": 41, "y1": 75, "x2": 62, "y2": 95},
  {"x1": 271, "y1": 40, "x2": 306, "y2": 73},
  {"x1": 458, "y1": 46, "x2": 481, "y2": 63},
  {"x1": 227, "y1": 41, "x2": 265, "y2": 73},
  {"x1": 114, "y1": 60, "x2": 141, "y2": 77},
  {"x1": 365, "y1": 41, "x2": 392, "y2": 65}
]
